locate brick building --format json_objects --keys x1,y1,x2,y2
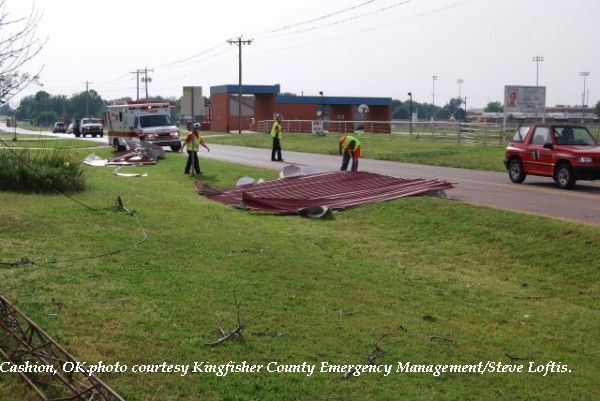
[{"x1": 209, "y1": 84, "x2": 392, "y2": 133}]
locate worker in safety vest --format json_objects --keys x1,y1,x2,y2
[
  {"x1": 180, "y1": 122, "x2": 210, "y2": 175},
  {"x1": 338, "y1": 135, "x2": 361, "y2": 171},
  {"x1": 271, "y1": 114, "x2": 284, "y2": 162}
]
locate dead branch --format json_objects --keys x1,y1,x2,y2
[
  {"x1": 429, "y1": 335, "x2": 457, "y2": 344},
  {"x1": 343, "y1": 333, "x2": 395, "y2": 380},
  {"x1": 203, "y1": 296, "x2": 263, "y2": 347},
  {"x1": 505, "y1": 353, "x2": 534, "y2": 361}
]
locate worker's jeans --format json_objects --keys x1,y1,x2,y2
[
  {"x1": 185, "y1": 151, "x2": 201, "y2": 174},
  {"x1": 271, "y1": 137, "x2": 282, "y2": 161},
  {"x1": 341, "y1": 152, "x2": 358, "y2": 171}
]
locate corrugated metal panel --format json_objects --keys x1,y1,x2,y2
[{"x1": 196, "y1": 171, "x2": 454, "y2": 214}]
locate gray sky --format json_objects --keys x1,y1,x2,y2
[{"x1": 7, "y1": 0, "x2": 600, "y2": 109}]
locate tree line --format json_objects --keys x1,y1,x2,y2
[{"x1": 1, "y1": 91, "x2": 184, "y2": 127}]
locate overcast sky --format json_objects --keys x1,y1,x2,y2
[{"x1": 6, "y1": 0, "x2": 600, "y2": 109}]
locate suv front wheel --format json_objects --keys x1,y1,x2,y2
[
  {"x1": 508, "y1": 158, "x2": 526, "y2": 183},
  {"x1": 554, "y1": 162, "x2": 575, "y2": 189}
]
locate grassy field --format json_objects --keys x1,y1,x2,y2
[
  {"x1": 204, "y1": 132, "x2": 507, "y2": 172},
  {"x1": 0, "y1": 143, "x2": 599, "y2": 400}
]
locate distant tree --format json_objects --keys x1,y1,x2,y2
[
  {"x1": 69, "y1": 90, "x2": 105, "y2": 118},
  {"x1": 0, "y1": 0, "x2": 46, "y2": 104},
  {"x1": 392, "y1": 99, "x2": 410, "y2": 119},
  {"x1": 444, "y1": 97, "x2": 465, "y2": 120},
  {"x1": 484, "y1": 101, "x2": 503, "y2": 113},
  {"x1": 0, "y1": 102, "x2": 11, "y2": 115},
  {"x1": 594, "y1": 100, "x2": 600, "y2": 118}
]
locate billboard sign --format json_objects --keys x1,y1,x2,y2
[
  {"x1": 181, "y1": 86, "x2": 205, "y2": 116},
  {"x1": 504, "y1": 85, "x2": 546, "y2": 114}
]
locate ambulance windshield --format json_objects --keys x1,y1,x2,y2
[{"x1": 139, "y1": 114, "x2": 171, "y2": 128}]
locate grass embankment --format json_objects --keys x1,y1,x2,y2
[
  {"x1": 205, "y1": 132, "x2": 507, "y2": 172},
  {"x1": 0, "y1": 145, "x2": 598, "y2": 400}
]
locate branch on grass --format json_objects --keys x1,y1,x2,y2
[
  {"x1": 0, "y1": 257, "x2": 35, "y2": 267},
  {"x1": 505, "y1": 353, "x2": 534, "y2": 361},
  {"x1": 343, "y1": 334, "x2": 396, "y2": 380},
  {"x1": 429, "y1": 335, "x2": 457, "y2": 344},
  {"x1": 203, "y1": 296, "x2": 263, "y2": 347}
]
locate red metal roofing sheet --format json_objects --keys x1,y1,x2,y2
[{"x1": 196, "y1": 171, "x2": 454, "y2": 214}]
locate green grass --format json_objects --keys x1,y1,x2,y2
[
  {"x1": 0, "y1": 145, "x2": 598, "y2": 401},
  {"x1": 204, "y1": 132, "x2": 507, "y2": 172},
  {"x1": 0, "y1": 137, "x2": 101, "y2": 149}
]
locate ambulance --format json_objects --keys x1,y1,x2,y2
[{"x1": 106, "y1": 101, "x2": 181, "y2": 152}]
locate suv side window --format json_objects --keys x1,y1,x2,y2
[
  {"x1": 512, "y1": 126, "x2": 530, "y2": 142},
  {"x1": 531, "y1": 127, "x2": 550, "y2": 145}
]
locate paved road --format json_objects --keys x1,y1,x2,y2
[
  {"x1": 3, "y1": 126, "x2": 599, "y2": 226},
  {"x1": 200, "y1": 144, "x2": 600, "y2": 227}
]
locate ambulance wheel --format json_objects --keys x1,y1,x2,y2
[{"x1": 113, "y1": 139, "x2": 125, "y2": 152}]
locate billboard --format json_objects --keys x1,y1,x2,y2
[
  {"x1": 504, "y1": 85, "x2": 546, "y2": 114},
  {"x1": 181, "y1": 86, "x2": 205, "y2": 116}
]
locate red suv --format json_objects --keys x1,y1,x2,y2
[{"x1": 504, "y1": 124, "x2": 600, "y2": 189}]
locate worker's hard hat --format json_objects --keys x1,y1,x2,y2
[
  {"x1": 275, "y1": 114, "x2": 282, "y2": 120},
  {"x1": 193, "y1": 122, "x2": 200, "y2": 129}
]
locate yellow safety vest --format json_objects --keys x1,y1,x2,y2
[
  {"x1": 271, "y1": 121, "x2": 282, "y2": 139},
  {"x1": 341, "y1": 136, "x2": 360, "y2": 152},
  {"x1": 187, "y1": 133, "x2": 200, "y2": 151}
]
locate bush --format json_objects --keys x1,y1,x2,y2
[{"x1": 0, "y1": 149, "x2": 86, "y2": 193}]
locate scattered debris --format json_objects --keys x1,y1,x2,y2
[
  {"x1": 113, "y1": 166, "x2": 148, "y2": 177},
  {"x1": 84, "y1": 139, "x2": 165, "y2": 167}
]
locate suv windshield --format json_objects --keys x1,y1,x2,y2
[
  {"x1": 139, "y1": 114, "x2": 171, "y2": 128},
  {"x1": 554, "y1": 127, "x2": 598, "y2": 146},
  {"x1": 81, "y1": 119, "x2": 100, "y2": 125}
]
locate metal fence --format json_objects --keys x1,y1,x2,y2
[{"x1": 258, "y1": 120, "x2": 600, "y2": 147}]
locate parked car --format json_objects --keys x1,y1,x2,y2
[
  {"x1": 52, "y1": 122, "x2": 67, "y2": 133},
  {"x1": 504, "y1": 124, "x2": 600, "y2": 189},
  {"x1": 66, "y1": 123, "x2": 75, "y2": 134}
]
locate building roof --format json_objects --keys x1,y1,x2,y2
[
  {"x1": 276, "y1": 95, "x2": 392, "y2": 106},
  {"x1": 210, "y1": 84, "x2": 281, "y2": 95},
  {"x1": 209, "y1": 84, "x2": 392, "y2": 106}
]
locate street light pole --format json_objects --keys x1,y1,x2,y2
[
  {"x1": 580, "y1": 71, "x2": 590, "y2": 121},
  {"x1": 533, "y1": 56, "x2": 544, "y2": 86},
  {"x1": 457, "y1": 78, "x2": 463, "y2": 99},
  {"x1": 432, "y1": 75, "x2": 437, "y2": 121},
  {"x1": 407, "y1": 92, "x2": 413, "y2": 136}
]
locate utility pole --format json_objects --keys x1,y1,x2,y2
[
  {"x1": 227, "y1": 37, "x2": 253, "y2": 134},
  {"x1": 130, "y1": 70, "x2": 141, "y2": 100},
  {"x1": 82, "y1": 80, "x2": 92, "y2": 115},
  {"x1": 141, "y1": 68, "x2": 153, "y2": 102}
]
